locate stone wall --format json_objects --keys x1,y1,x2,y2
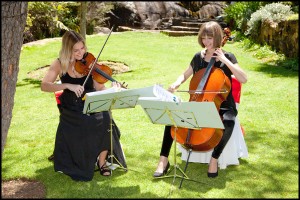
[{"x1": 258, "y1": 19, "x2": 298, "y2": 58}]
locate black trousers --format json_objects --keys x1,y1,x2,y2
[{"x1": 159, "y1": 109, "x2": 236, "y2": 159}]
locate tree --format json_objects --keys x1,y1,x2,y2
[
  {"x1": 1, "y1": 2, "x2": 28, "y2": 157},
  {"x1": 80, "y1": 2, "x2": 87, "y2": 40}
]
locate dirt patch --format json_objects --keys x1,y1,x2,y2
[
  {"x1": 27, "y1": 61, "x2": 130, "y2": 81},
  {"x1": 27, "y1": 65, "x2": 54, "y2": 81},
  {"x1": 100, "y1": 60, "x2": 130, "y2": 74},
  {"x1": 2, "y1": 178, "x2": 46, "y2": 199},
  {"x1": 24, "y1": 36, "x2": 131, "y2": 81}
]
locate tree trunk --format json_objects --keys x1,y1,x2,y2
[
  {"x1": 80, "y1": 2, "x2": 87, "y2": 40},
  {"x1": 1, "y1": 2, "x2": 28, "y2": 157}
]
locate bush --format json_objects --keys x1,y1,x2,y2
[
  {"x1": 246, "y1": 3, "x2": 294, "y2": 38},
  {"x1": 24, "y1": 2, "x2": 114, "y2": 43},
  {"x1": 224, "y1": 2, "x2": 264, "y2": 32},
  {"x1": 24, "y1": 2, "x2": 79, "y2": 43},
  {"x1": 276, "y1": 58, "x2": 299, "y2": 71}
]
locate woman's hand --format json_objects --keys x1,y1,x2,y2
[
  {"x1": 67, "y1": 84, "x2": 85, "y2": 97},
  {"x1": 167, "y1": 66, "x2": 193, "y2": 93},
  {"x1": 212, "y1": 48, "x2": 247, "y2": 83},
  {"x1": 212, "y1": 48, "x2": 226, "y2": 62},
  {"x1": 111, "y1": 81, "x2": 122, "y2": 91},
  {"x1": 168, "y1": 81, "x2": 181, "y2": 93}
]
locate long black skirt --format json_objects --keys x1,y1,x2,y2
[{"x1": 54, "y1": 108, "x2": 126, "y2": 181}]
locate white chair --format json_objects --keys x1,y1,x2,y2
[{"x1": 178, "y1": 76, "x2": 248, "y2": 169}]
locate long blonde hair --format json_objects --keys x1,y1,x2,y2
[
  {"x1": 59, "y1": 30, "x2": 86, "y2": 74},
  {"x1": 197, "y1": 21, "x2": 223, "y2": 48}
]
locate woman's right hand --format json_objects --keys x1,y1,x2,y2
[
  {"x1": 67, "y1": 84, "x2": 85, "y2": 97},
  {"x1": 168, "y1": 82, "x2": 180, "y2": 93}
]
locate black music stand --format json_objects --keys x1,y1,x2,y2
[
  {"x1": 138, "y1": 99, "x2": 224, "y2": 190},
  {"x1": 83, "y1": 86, "x2": 156, "y2": 172}
]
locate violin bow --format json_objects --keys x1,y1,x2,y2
[{"x1": 176, "y1": 89, "x2": 228, "y2": 94}]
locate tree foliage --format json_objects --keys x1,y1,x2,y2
[{"x1": 24, "y1": 2, "x2": 79, "y2": 43}]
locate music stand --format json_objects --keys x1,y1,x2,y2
[
  {"x1": 83, "y1": 86, "x2": 156, "y2": 172},
  {"x1": 138, "y1": 99, "x2": 224, "y2": 189}
]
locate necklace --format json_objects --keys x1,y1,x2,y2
[
  {"x1": 204, "y1": 49, "x2": 214, "y2": 58},
  {"x1": 71, "y1": 64, "x2": 78, "y2": 78}
]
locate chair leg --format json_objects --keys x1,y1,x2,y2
[{"x1": 179, "y1": 148, "x2": 192, "y2": 188}]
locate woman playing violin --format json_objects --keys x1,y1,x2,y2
[
  {"x1": 41, "y1": 30, "x2": 126, "y2": 181},
  {"x1": 153, "y1": 21, "x2": 247, "y2": 178}
]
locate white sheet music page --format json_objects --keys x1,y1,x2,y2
[
  {"x1": 85, "y1": 86, "x2": 126, "y2": 97},
  {"x1": 139, "y1": 84, "x2": 181, "y2": 103}
]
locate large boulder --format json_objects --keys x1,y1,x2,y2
[
  {"x1": 197, "y1": 3, "x2": 226, "y2": 19},
  {"x1": 89, "y1": 2, "x2": 228, "y2": 32},
  {"x1": 106, "y1": 2, "x2": 190, "y2": 30}
]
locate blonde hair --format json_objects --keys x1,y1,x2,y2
[
  {"x1": 59, "y1": 30, "x2": 86, "y2": 74},
  {"x1": 197, "y1": 21, "x2": 223, "y2": 48}
]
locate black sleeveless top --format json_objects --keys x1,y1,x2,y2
[{"x1": 189, "y1": 51, "x2": 237, "y2": 112}]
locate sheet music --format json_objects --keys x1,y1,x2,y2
[
  {"x1": 83, "y1": 86, "x2": 126, "y2": 97},
  {"x1": 139, "y1": 84, "x2": 181, "y2": 103},
  {"x1": 83, "y1": 85, "x2": 157, "y2": 114}
]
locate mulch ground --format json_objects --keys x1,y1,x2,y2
[{"x1": 2, "y1": 178, "x2": 46, "y2": 199}]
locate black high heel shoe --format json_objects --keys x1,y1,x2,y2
[
  {"x1": 97, "y1": 162, "x2": 111, "y2": 176},
  {"x1": 207, "y1": 169, "x2": 218, "y2": 178},
  {"x1": 207, "y1": 164, "x2": 219, "y2": 178},
  {"x1": 153, "y1": 162, "x2": 170, "y2": 177}
]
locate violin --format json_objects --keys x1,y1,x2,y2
[
  {"x1": 75, "y1": 52, "x2": 128, "y2": 89},
  {"x1": 74, "y1": 52, "x2": 128, "y2": 87},
  {"x1": 170, "y1": 27, "x2": 232, "y2": 151},
  {"x1": 75, "y1": 25, "x2": 127, "y2": 89},
  {"x1": 75, "y1": 52, "x2": 113, "y2": 84}
]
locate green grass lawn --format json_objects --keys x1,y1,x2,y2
[{"x1": 2, "y1": 31, "x2": 298, "y2": 198}]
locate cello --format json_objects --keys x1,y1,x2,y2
[{"x1": 170, "y1": 28, "x2": 232, "y2": 151}]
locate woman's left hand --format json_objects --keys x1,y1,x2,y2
[
  {"x1": 212, "y1": 48, "x2": 227, "y2": 62},
  {"x1": 112, "y1": 81, "x2": 122, "y2": 90}
]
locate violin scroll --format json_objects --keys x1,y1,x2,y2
[{"x1": 221, "y1": 27, "x2": 232, "y2": 47}]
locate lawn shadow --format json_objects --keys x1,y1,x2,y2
[
  {"x1": 17, "y1": 78, "x2": 41, "y2": 88},
  {"x1": 233, "y1": 128, "x2": 299, "y2": 197},
  {"x1": 254, "y1": 62, "x2": 298, "y2": 78},
  {"x1": 35, "y1": 165, "x2": 162, "y2": 198},
  {"x1": 151, "y1": 160, "x2": 228, "y2": 196}
]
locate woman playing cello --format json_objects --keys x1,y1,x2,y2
[{"x1": 153, "y1": 21, "x2": 247, "y2": 178}]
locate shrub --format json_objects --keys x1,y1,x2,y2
[
  {"x1": 24, "y1": 2, "x2": 79, "y2": 43},
  {"x1": 246, "y1": 3, "x2": 294, "y2": 38},
  {"x1": 224, "y1": 2, "x2": 264, "y2": 32}
]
